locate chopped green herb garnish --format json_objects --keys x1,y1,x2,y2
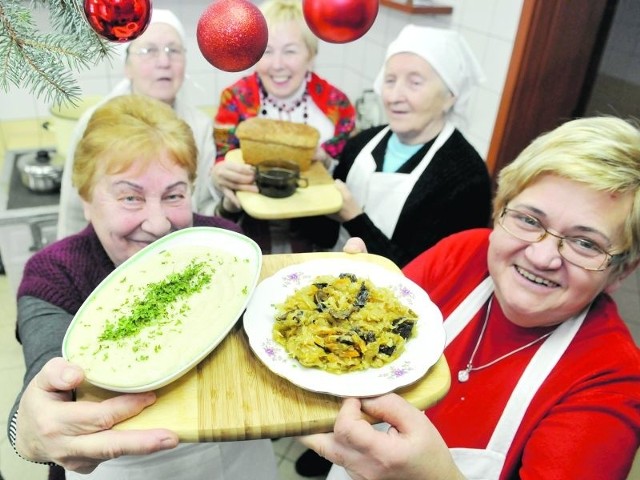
[{"x1": 98, "y1": 260, "x2": 212, "y2": 342}]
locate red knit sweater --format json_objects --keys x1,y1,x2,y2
[{"x1": 404, "y1": 229, "x2": 640, "y2": 480}]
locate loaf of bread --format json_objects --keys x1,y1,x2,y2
[{"x1": 236, "y1": 118, "x2": 320, "y2": 171}]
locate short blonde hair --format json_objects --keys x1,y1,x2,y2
[
  {"x1": 260, "y1": 0, "x2": 318, "y2": 57},
  {"x1": 493, "y1": 116, "x2": 640, "y2": 272},
  {"x1": 73, "y1": 95, "x2": 198, "y2": 201}
]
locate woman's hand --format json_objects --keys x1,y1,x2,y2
[
  {"x1": 335, "y1": 179, "x2": 363, "y2": 222},
  {"x1": 211, "y1": 160, "x2": 258, "y2": 210},
  {"x1": 313, "y1": 146, "x2": 334, "y2": 170},
  {"x1": 15, "y1": 358, "x2": 179, "y2": 474},
  {"x1": 299, "y1": 393, "x2": 463, "y2": 480},
  {"x1": 343, "y1": 237, "x2": 367, "y2": 254}
]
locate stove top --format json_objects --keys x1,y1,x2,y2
[
  {"x1": 0, "y1": 148, "x2": 61, "y2": 224},
  {"x1": 2, "y1": 148, "x2": 61, "y2": 211}
]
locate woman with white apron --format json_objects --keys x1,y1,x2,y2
[
  {"x1": 326, "y1": 277, "x2": 586, "y2": 480},
  {"x1": 303, "y1": 24, "x2": 491, "y2": 270},
  {"x1": 64, "y1": 441, "x2": 277, "y2": 480},
  {"x1": 299, "y1": 116, "x2": 640, "y2": 479},
  {"x1": 294, "y1": 24, "x2": 490, "y2": 478},
  {"x1": 333, "y1": 121, "x2": 455, "y2": 250}
]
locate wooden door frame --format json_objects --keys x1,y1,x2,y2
[{"x1": 486, "y1": 0, "x2": 618, "y2": 183}]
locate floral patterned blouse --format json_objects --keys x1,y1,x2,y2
[{"x1": 214, "y1": 72, "x2": 356, "y2": 162}]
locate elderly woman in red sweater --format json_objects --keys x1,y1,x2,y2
[{"x1": 301, "y1": 116, "x2": 640, "y2": 480}]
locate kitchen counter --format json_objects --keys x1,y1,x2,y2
[
  {"x1": 0, "y1": 118, "x2": 56, "y2": 162},
  {"x1": 0, "y1": 104, "x2": 216, "y2": 161},
  {"x1": 0, "y1": 118, "x2": 58, "y2": 294}
]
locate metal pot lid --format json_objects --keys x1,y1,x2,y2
[{"x1": 17, "y1": 150, "x2": 64, "y2": 177}]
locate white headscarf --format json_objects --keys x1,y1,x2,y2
[
  {"x1": 148, "y1": 9, "x2": 186, "y2": 43},
  {"x1": 373, "y1": 24, "x2": 485, "y2": 128},
  {"x1": 114, "y1": 9, "x2": 194, "y2": 106},
  {"x1": 116, "y1": 9, "x2": 186, "y2": 58}
]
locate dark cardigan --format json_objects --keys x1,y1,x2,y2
[{"x1": 298, "y1": 125, "x2": 492, "y2": 267}]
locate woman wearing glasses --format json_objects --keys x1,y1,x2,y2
[
  {"x1": 300, "y1": 116, "x2": 640, "y2": 480},
  {"x1": 57, "y1": 9, "x2": 218, "y2": 239}
]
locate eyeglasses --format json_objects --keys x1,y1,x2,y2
[
  {"x1": 129, "y1": 45, "x2": 185, "y2": 61},
  {"x1": 498, "y1": 207, "x2": 625, "y2": 271}
]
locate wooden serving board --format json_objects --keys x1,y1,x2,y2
[
  {"x1": 226, "y1": 149, "x2": 343, "y2": 220},
  {"x1": 77, "y1": 252, "x2": 451, "y2": 441}
]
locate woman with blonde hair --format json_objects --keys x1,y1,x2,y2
[
  {"x1": 212, "y1": 0, "x2": 356, "y2": 253},
  {"x1": 9, "y1": 95, "x2": 278, "y2": 480},
  {"x1": 57, "y1": 9, "x2": 218, "y2": 239},
  {"x1": 302, "y1": 116, "x2": 640, "y2": 479}
]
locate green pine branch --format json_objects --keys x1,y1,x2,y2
[{"x1": 0, "y1": 0, "x2": 116, "y2": 107}]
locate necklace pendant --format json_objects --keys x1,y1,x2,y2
[{"x1": 457, "y1": 368, "x2": 470, "y2": 383}]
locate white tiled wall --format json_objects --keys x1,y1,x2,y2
[{"x1": 0, "y1": 0, "x2": 524, "y2": 159}]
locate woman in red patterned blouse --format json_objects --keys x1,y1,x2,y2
[{"x1": 210, "y1": 0, "x2": 355, "y2": 253}]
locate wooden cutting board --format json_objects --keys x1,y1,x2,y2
[
  {"x1": 76, "y1": 252, "x2": 451, "y2": 441},
  {"x1": 226, "y1": 149, "x2": 343, "y2": 220}
]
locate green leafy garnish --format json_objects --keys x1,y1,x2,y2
[{"x1": 99, "y1": 260, "x2": 212, "y2": 342}]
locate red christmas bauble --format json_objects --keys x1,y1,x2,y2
[
  {"x1": 302, "y1": 0, "x2": 379, "y2": 44},
  {"x1": 83, "y1": 0, "x2": 151, "y2": 42},
  {"x1": 197, "y1": 0, "x2": 268, "y2": 72}
]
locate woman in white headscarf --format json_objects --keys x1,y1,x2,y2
[
  {"x1": 57, "y1": 9, "x2": 218, "y2": 239},
  {"x1": 303, "y1": 24, "x2": 492, "y2": 270},
  {"x1": 295, "y1": 25, "x2": 492, "y2": 477}
]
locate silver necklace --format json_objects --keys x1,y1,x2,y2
[{"x1": 457, "y1": 296, "x2": 553, "y2": 383}]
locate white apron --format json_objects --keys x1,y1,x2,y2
[
  {"x1": 327, "y1": 277, "x2": 587, "y2": 480},
  {"x1": 333, "y1": 122, "x2": 455, "y2": 251},
  {"x1": 65, "y1": 440, "x2": 277, "y2": 480}
]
